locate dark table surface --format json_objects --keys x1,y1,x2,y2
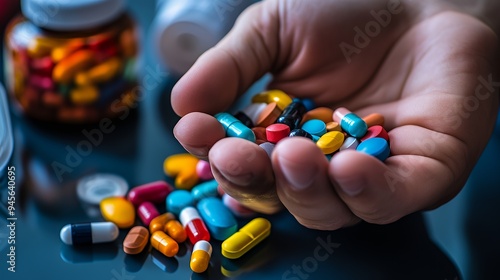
[{"x1": 5, "y1": 1, "x2": 500, "y2": 279}]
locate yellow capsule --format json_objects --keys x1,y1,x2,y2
[
  {"x1": 190, "y1": 240, "x2": 212, "y2": 273},
  {"x1": 27, "y1": 37, "x2": 66, "y2": 58},
  {"x1": 76, "y1": 57, "x2": 122, "y2": 86},
  {"x1": 100, "y1": 197, "x2": 135, "y2": 229},
  {"x1": 163, "y1": 154, "x2": 199, "y2": 190},
  {"x1": 149, "y1": 212, "x2": 176, "y2": 233},
  {"x1": 251, "y1": 90, "x2": 293, "y2": 111},
  {"x1": 316, "y1": 131, "x2": 345, "y2": 154},
  {"x1": 362, "y1": 113, "x2": 385, "y2": 128},
  {"x1": 165, "y1": 220, "x2": 187, "y2": 243},
  {"x1": 70, "y1": 85, "x2": 99, "y2": 105},
  {"x1": 221, "y1": 217, "x2": 271, "y2": 259},
  {"x1": 151, "y1": 231, "x2": 179, "y2": 257}
]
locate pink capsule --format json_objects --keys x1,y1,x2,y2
[
  {"x1": 127, "y1": 181, "x2": 174, "y2": 206},
  {"x1": 222, "y1": 194, "x2": 256, "y2": 218},
  {"x1": 29, "y1": 75, "x2": 54, "y2": 91},
  {"x1": 30, "y1": 56, "x2": 54, "y2": 75},
  {"x1": 180, "y1": 207, "x2": 210, "y2": 244},
  {"x1": 196, "y1": 160, "x2": 213, "y2": 181},
  {"x1": 138, "y1": 202, "x2": 160, "y2": 226}
]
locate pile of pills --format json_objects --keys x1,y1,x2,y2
[
  {"x1": 216, "y1": 90, "x2": 391, "y2": 161},
  {"x1": 4, "y1": 17, "x2": 138, "y2": 123},
  {"x1": 62, "y1": 154, "x2": 271, "y2": 274}
]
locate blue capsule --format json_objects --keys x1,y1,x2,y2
[
  {"x1": 299, "y1": 98, "x2": 316, "y2": 111},
  {"x1": 215, "y1": 112, "x2": 256, "y2": 142},
  {"x1": 333, "y1": 107, "x2": 367, "y2": 138},
  {"x1": 356, "y1": 137, "x2": 390, "y2": 161},
  {"x1": 191, "y1": 179, "x2": 219, "y2": 202},
  {"x1": 166, "y1": 190, "x2": 195, "y2": 216},
  {"x1": 197, "y1": 197, "x2": 237, "y2": 240}
]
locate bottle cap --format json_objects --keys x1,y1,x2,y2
[
  {"x1": 77, "y1": 173, "x2": 129, "y2": 205},
  {"x1": 21, "y1": 0, "x2": 126, "y2": 31}
]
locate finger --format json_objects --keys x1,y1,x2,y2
[
  {"x1": 209, "y1": 137, "x2": 282, "y2": 214},
  {"x1": 330, "y1": 126, "x2": 465, "y2": 224},
  {"x1": 272, "y1": 137, "x2": 360, "y2": 230},
  {"x1": 171, "y1": 1, "x2": 280, "y2": 116},
  {"x1": 173, "y1": 112, "x2": 226, "y2": 159}
]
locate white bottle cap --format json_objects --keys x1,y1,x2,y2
[
  {"x1": 151, "y1": 0, "x2": 224, "y2": 76},
  {"x1": 76, "y1": 173, "x2": 129, "y2": 205},
  {"x1": 21, "y1": 0, "x2": 126, "y2": 31}
]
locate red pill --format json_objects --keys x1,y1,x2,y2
[
  {"x1": 360, "y1": 125, "x2": 389, "y2": 142},
  {"x1": 30, "y1": 56, "x2": 54, "y2": 75},
  {"x1": 127, "y1": 181, "x2": 174, "y2": 206},
  {"x1": 138, "y1": 201, "x2": 160, "y2": 226},
  {"x1": 179, "y1": 207, "x2": 210, "y2": 244},
  {"x1": 266, "y1": 123, "x2": 290, "y2": 144}
]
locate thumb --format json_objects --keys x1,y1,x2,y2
[
  {"x1": 171, "y1": 1, "x2": 280, "y2": 116},
  {"x1": 329, "y1": 150, "x2": 449, "y2": 224}
]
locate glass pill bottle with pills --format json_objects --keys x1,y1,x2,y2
[{"x1": 4, "y1": 0, "x2": 139, "y2": 123}]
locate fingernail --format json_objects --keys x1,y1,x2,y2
[
  {"x1": 278, "y1": 155, "x2": 316, "y2": 191},
  {"x1": 217, "y1": 159, "x2": 254, "y2": 187},
  {"x1": 336, "y1": 177, "x2": 364, "y2": 196},
  {"x1": 186, "y1": 145, "x2": 208, "y2": 158}
]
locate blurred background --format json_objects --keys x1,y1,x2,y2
[{"x1": 0, "y1": 0, "x2": 499, "y2": 279}]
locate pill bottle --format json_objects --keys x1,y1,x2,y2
[
  {"x1": 150, "y1": 0, "x2": 257, "y2": 76},
  {"x1": 3, "y1": 0, "x2": 139, "y2": 123},
  {"x1": 0, "y1": 83, "x2": 15, "y2": 217}
]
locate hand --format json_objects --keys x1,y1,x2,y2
[{"x1": 171, "y1": 0, "x2": 499, "y2": 230}]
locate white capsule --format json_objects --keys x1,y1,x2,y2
[
  {"x1": 60, "y1": 222, "x2": 119, "y2": 245},
  {"x1": 190, "y1": 240, "x2": 212, "y2": 273},
  {"x1": 340, "y1": 136, "x2": 359, "y2": 151},
  {"x1": 242, "y1": 103, "x2": 267, "y2": 125}
]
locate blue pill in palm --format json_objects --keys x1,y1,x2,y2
[
  {"x1": 356, "y1": 137, "x2": 390, "y2": 161},
  {"x1": 301, "y1": 119, "x2": 327, "y2": 137}
]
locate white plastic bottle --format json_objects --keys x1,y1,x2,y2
[{"x1": 150, "y1": 0, "x2": 258, "y2": 76}]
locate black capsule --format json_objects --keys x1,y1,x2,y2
[
  {"x1": 289, "y1": 128, "x2": 314, "y2": 141},
  {"x1": 233, "y1": 111, "x2": 254, "y2": 128},
  {"x1": 276, "y1": 100, "x2": 307, "y2": 130}
]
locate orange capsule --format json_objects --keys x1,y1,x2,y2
[
  {"x1": 53, "y1": 49, "x2": 95, "y2": 83},
  {"x1": 165, "y1": 220, "x2": 187, "y2": 243},
  {"x1": 149, "y1": 212, "x2": 176, "y2": 233},
  {"x1": 151, "y1": 231, "x2": 179, "y2": 257},
  {"x1": 362, "y1": 113, "x2": 385, "y2": 128},
  {"x1": 301, "y1": 107, "x2": 334, "y2": 124}
]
